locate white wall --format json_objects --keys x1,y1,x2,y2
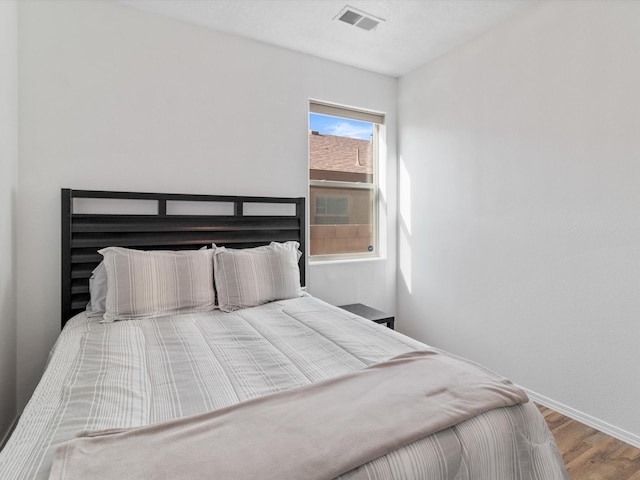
[
  {"x1": 398, "y1": 0, "x2": 640, "y2": 443},
  {"x1": 17, "y1": 0, "x2": 396, "y2": 407},
  {"x1": 0, "y1": 0, "x2": 19, "y2": 442}
]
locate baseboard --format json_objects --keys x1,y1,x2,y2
[
  {"x1": 523, "y1": 388, "x2": 640, "y2": 450},
  {"x1": 0, "y1": 415, "x2": 19, "y2": 452}
]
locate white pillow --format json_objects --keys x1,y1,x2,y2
[
  {"x1": 99, "y1": 247, "x2": 216, "y2": 322},
  {"x1": 85, "y1": 262, "x2": 107, "y2": 317},
  {"x1": 213, "y1": 241, "x2": 302, "y2": 312}
]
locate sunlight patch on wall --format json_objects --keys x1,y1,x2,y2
[
  {"x1": 399, "y1": 157, "x2": 412, "y2": 293},
  {"x1": 399, "y1": 158, "x2": 411, "y2": 234},
  {"x1": 399, "y1": 226, "x2": 412, "y2": 293}
]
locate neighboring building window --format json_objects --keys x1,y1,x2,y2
[
  {"x1": 314, "y1": 195, "x2": 349, "y2": 224},
  {"x1": 309, "y1": 101, "x2": 384, "y2": 258}
]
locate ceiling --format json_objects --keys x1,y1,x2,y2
[{"x1": 119, "y1": 0, "x2": 535, "y2": 77}]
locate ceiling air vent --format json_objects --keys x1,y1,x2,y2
[{"x1": 335, "y1": 6, "x2": 384, "y2": 31}]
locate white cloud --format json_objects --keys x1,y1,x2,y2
[{"x1": 326, "y1": 122, "x2": 372, "y2": 140}]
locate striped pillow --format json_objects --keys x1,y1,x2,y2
[
  {"x1": 213, "y1": 242, "x2": 302, "y2": 312},
  {"x1": 99, "y1": 247, "x2": 215, "y2": 322}
]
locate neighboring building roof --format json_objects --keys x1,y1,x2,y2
[{"x1": 309, "y1": 131, "x2": 372, "y2": 175}]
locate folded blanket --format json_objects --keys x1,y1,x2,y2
[{"x1": 49, "y1": 349, "x2": 528, "y2": 480}]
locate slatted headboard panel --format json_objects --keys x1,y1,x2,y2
[{"x1": 61, "y1": 189, "x2": 306, "y2": 328}]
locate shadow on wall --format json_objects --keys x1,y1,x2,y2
[{"x1": 0, "y1": 185, "x2": 17, "y2": 441}]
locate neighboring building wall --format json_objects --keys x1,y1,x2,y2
[
  {"x1": 309, "y1": 186, "x2": 373, "y2": 255},
  {"x1": 310, "y1": 224, "x2": 373, "y2": 256},
  {"x1": 309, "y1": 132, "x2": 375, "y2": 255},
  {"x1": 17, "y1": 0, "x2": 397, "y2": 408},
  {"x1": 0, "y1": 0, "x2": 18, "y2": 442},
  {"x1": 398, "y1": 0, "x2": 640, "y2": 445}
]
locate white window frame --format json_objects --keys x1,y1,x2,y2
[{"x1": 309, "y1": 101, "x2": 384, "y2": 261}]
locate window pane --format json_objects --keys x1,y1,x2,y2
[
  {"x1": 309, "y1": 114, "x2": 373, "y2": 183},
  {"x1": 310, "y1": 185, "x2": 374, "y2": 255}
]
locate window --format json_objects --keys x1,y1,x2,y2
[{"x1": 309, "y1": 101, "x2": 384, "y2": 258}]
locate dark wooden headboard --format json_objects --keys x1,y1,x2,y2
[{"x1": 61, "y1": 189, "x2": 306, "y2": 328}]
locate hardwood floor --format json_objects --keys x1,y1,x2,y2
[{"x1": 537, "y1": 404, "x2": 640, "y2": 479}]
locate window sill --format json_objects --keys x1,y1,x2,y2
[{"x1": 309, "y1": 255, "x2": 386, "y2": 266}]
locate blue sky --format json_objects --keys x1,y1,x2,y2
[{"x1": 309, "y1": 113, "x2": 373, "y2": 140}]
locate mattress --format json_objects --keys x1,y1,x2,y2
[{"x1": 0, "y1": 296, "x2": 567, "y2": 479}]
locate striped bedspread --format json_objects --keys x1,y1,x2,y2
[{"x1": 0, "y1": 296, "x2": 568, "y2": 479}]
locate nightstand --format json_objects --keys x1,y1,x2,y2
[{"x1": 338, "y1": 303, "x2": 395, "y2": 330}]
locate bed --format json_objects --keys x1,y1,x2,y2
[{"x1": 0, "y1": 189, "x2": 568, "y2": 479}]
